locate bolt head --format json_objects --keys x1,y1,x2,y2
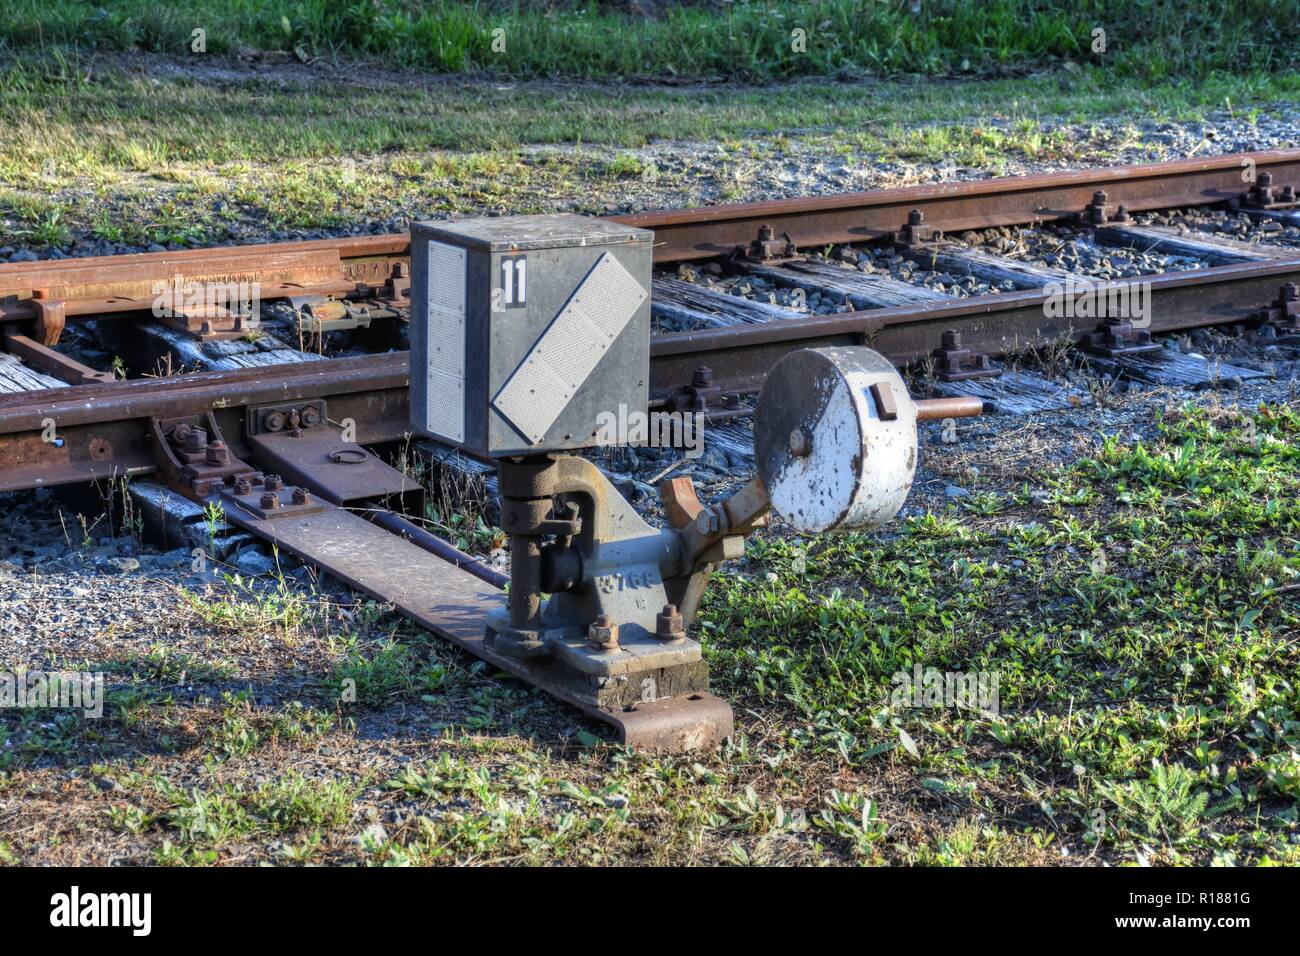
[
  {"x1": 587, "y1": 615, "x2": 619, "y2": 650},
  {"x1": 206, "y1": 440, "x2": 230, "y2": 465},
  {"x1": 655, "y1": 604, "x2": 686, "y2": 642},
  {"x1": 788, "y1": 425, "x2": 813, "y2": 458},
  {"x1": 691, "y1": 366, "x2": 714, "y2": 387},
  {"x1": 260, "y1": 492, "x2": 280, "y2": 509}
]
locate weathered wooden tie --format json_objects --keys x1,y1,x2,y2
[
  {"x1": 0, "y1": 353, "x2": 65, "y2": 393},
  {"x1": 1088, "y1": 348, "x2": 1270, "y2": 388},
  {"x1": 903, "y1": 246, "x2": 1075, "y2": 289},
  {"x1": 930, "y1": 369, "x2": 1090, "y2": 415},
  {"x1": 740, "y1": 258, "x2": 954, "y2": 308},
  {"x1": 1093, "y1": 223, "x2": 1293, "y2": 265},
  {"x1": 651, "y1": 276, "x2": 802, "y2": 330}
]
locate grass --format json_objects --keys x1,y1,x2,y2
[
  {"x1": 3, "y1": 397, "x2": 1297, "y2": 865},
  {"x1": 1, "y1": 1, "x2": 1298, "y2": 868},
  {"x1": 181, "y1": 568, "x2": 309, "y2": 634},
  {"x1": 2, "y1": 1, "x2": 1297, "y2": 84},
  {"x1": 699, "y1": 401, "x2": 1300, "y2": 863},
  {"x1": 1, "y1": 47, "x2": 1297, "y2": 248}
]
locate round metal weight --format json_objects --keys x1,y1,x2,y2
[{"x1": 754, "y1": 347, "x2": 917, "y2": 533}]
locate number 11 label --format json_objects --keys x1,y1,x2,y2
[{"x1": 501, "y1": 255, "x2": 527, "y2": 309}]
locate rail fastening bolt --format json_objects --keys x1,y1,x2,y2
[
  {"x1": 655, "y1": 604, "x2": 686, "y2": 642},
  {"x1": 260, "y1": 492, "x2": 281, "y2": 510},
  {"x1": 206, "y1": 440, "x2": 231, "y2": 465},
  {"x1": 264, "y1": 474, "x2": 284, "y2": 492},
  {"x1": 234, "y1": 476, "x2": 252, "y2": 495},
  {"x1": 183, "y1": 427, "x2": 207, "y2": 453},
  {"x1": 291, "y1": 487, "x2": 311, "y2": 505},
  {"x1": 587, "y1": 614, "x2": 619, "y2": 650}
]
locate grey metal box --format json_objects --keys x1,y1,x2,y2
[{"x1": 409, "y1": 214, "x2": 654, "y2": 459}]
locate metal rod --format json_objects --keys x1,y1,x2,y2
[
  {"x1": 366, "y1": 507, "x2": 508, "y2": 590},
  {"x1": 915, "y1": 396, "x2": 985, "y2": 420}
]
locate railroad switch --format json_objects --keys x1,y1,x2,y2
[
  {"x1": 289, "y1": 295, "x2": 399, "y2": 335},
  {"x1": 150, "y1": 412, "x2": 259, "y2": 498},
  {"x1": 400, "y1": 214, "x2": 985, "y2": 746}
]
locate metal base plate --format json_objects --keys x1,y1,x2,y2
[
  {"x1": 218, "y1": 496, "x2": 731, "y2": 750},
  {"x1": 607, "y1": 693, "x2": 734, "y2": 751}
]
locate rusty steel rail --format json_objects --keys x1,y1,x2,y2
[
  {"x1": 3, "y1": 254, "x2": 1298, "y2": 490},
  {"x1": 647, "y1": 256, "x2": 1300, "y2": 399},
  {"x1": 3, "y1": 149, "x2": 1300, "y2": 491},
  {"x1": 0, "y1": 353, "x2": 410, "y2": 492},
  {"x1": 0, "y1": 235, "x2": 411, "y2": 328},
  {"x1": 3, "y1": 149, "x2": 1299, "y2": 328},
  {"x1": 620, "y1": 149, "x2": 1300, "y2": 261}
]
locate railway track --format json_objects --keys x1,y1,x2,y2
[
  {"x1": 2, "y1": 148, "x2": 1299, "y2": 489},
  {"x1": 3, "y1": 148, "x2": 1299, "y2": 747}
]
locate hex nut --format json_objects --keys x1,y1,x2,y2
[
  {"x1": 587, "y1": 614, "x2": 619, "y2": 650},
  {"x1": 206, "y1": 440, "x2": 231, "y2": 465},
  {"x1": 655, "y1": 604, "x2": 686, "y2": 642}
]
